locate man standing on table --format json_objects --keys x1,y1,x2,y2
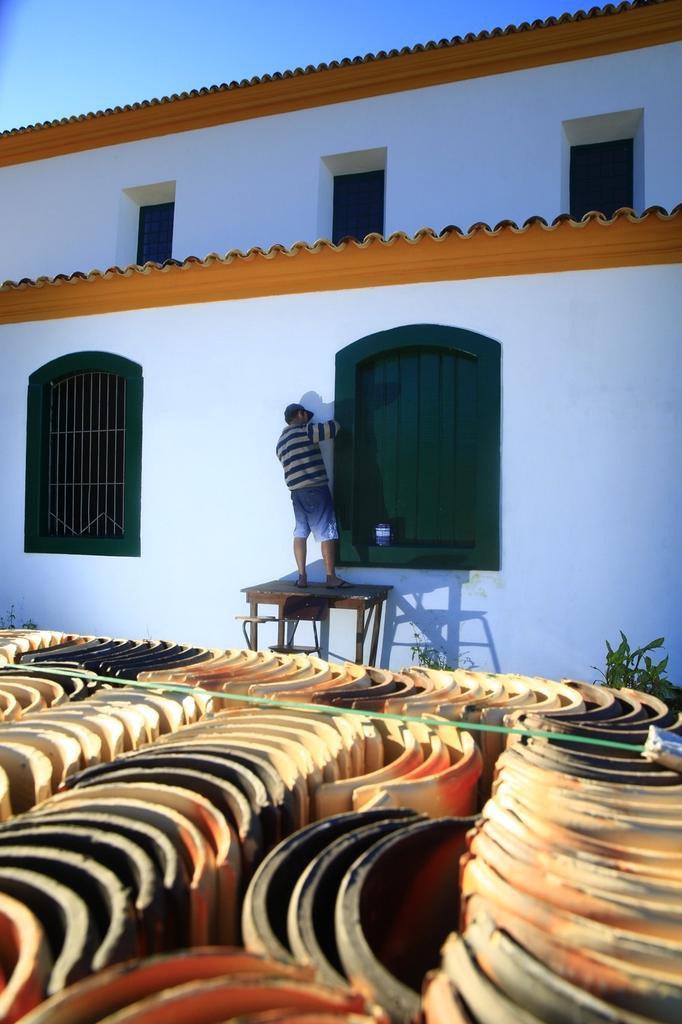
[{"x1": 276, "y1": 403, "x2": 349, "y2": 589}]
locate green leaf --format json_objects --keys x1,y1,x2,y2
[
  {"x1": 616, "y1": 637, "x2": 629, "y2": 659},
  {"x1": 599, "y1": 632, "x2": 670, "y2": 698}
]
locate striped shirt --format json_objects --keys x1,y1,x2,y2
[{"x1": 276, "y1": 420, "x2": 339, "y2": 491}]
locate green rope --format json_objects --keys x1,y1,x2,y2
[{"x1": 0, "y1": 660, "x2": 646, "y2": 753}]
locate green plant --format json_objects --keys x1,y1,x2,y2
[
  {"x1": 0, "y1": 604, "x2": 38, "y2": 630},
  {"x1": 593, "y1": 632, "x2": 681, "y2": 711},
  {"x1": 409, "y1": 627, "x2": 474, "y2": 671}
]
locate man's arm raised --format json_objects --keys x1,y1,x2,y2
[{"x1": 307, "y1": 420, "x2": 340, "y2": 443}]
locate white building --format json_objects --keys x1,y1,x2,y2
[{"x1": 1, "y1": 0, "x2": 680, "y2": 678}]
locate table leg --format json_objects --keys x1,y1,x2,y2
[
  {"x1": 249, "y1": 599, "x2": 258, "y2": 651},
  {"x1": 319, "y1": 616, "x2": 330, "y2": 660},
  {"x1": 369, "y1": 600, "x2": 384, "y2": 666},
  {"x1": 277, "y1": 601, "x2": 286, "y2": 649},
  {"x1": 355, "y1": 608, "x2": 366, "y2": 665}
]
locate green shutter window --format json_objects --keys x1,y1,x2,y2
[
  {"x1": 25, "y1": 352, "x2": 143, "y2": 557},
  {"x1": 334, "y1": 324, "x2": 500, "y2": 570}
]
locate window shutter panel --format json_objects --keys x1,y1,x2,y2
[{"x1": 335, "y1": 324, "x2": 500, "y2": 570}]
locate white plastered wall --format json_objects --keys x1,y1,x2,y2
[
  {"x1": 0, "y1": 263, "x2": 680, "y2": 681},
  {"x1": 0, "y1": 42, "x2": 680, "y2": 283}
]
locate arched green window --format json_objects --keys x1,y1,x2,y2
[
  {"x1": 334, "y1": 324, "x2": 500, "y2": 570},
  {"x1": 25, "y1": 352, "x2": 143, "y2": 556}
]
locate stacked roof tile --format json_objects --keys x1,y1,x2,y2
[{"x1": 0, "y1": 628, "x2": 679, "y2": 1022}]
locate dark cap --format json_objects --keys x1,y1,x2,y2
[{"x1": 284, "y1": 403, "x2": 312, "y2": 424}]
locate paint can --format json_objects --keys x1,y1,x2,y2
[{"x1": 374, "y1": 523, "x2": 393, "y2": 546}]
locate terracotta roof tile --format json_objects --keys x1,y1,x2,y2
[
  {"x1": 0, "y1": 1, "x2": 663, "y2": 138},
  {"x1": 1, "y1": 205, "x2": 678, "y2": 292}
]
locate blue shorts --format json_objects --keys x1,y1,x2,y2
[{"x1": 291, "y1": 485, "x2": 339, "y2": 542}]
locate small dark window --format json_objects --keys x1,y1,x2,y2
[
  {"x1": 137, "y1": 202, "x2": 174, "y2": 264},
  {"x1": 332, "y1": 170, "x2": 384, "y2": 244},
  {"x1": 570, "y1": 139, "x2": 633, "y2": 219}
]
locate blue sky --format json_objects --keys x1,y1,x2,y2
[{"x1": 0, "y1": 0, "x2": 588, "y2": 133}]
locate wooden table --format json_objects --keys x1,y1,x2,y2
[{"x1": 241, "y1": 580, "x2": 393, "y2": 665}]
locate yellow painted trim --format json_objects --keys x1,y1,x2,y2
[
  {"x1": 1, "y1": 2, "x2": 681, "y2": 167},
  {"x1": 1, "y1": 213, "x2": 679, "y2": 324}
]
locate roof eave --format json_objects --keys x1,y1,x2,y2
[
  {"x1": 1, "y1": 208, "x2": 679, "y2": 324},
  {"x1": 1, "y1": 1, "x2": 680, "y2": 167}
]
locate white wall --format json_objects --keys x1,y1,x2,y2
[
  {"x1": 0, "y1": 42, "x2": 680, "y2": 283},
  {"x1": 1, "y1": 264, "x2": 681, "y2": 683}
]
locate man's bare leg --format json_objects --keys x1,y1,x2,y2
[
  {"x1": 322, "y1": 539, "x2": 348, "y2": 587},
  {"x1": 294, "y1": 537, "x2": 307, "y2": 586}
]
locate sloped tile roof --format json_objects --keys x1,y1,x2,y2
[
  {"x1": 1, "y1": 206, "x2": 678, "y2": 292},
  {"x1": 0, "y1": 1, "x2": 663, "y2": 138}
]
